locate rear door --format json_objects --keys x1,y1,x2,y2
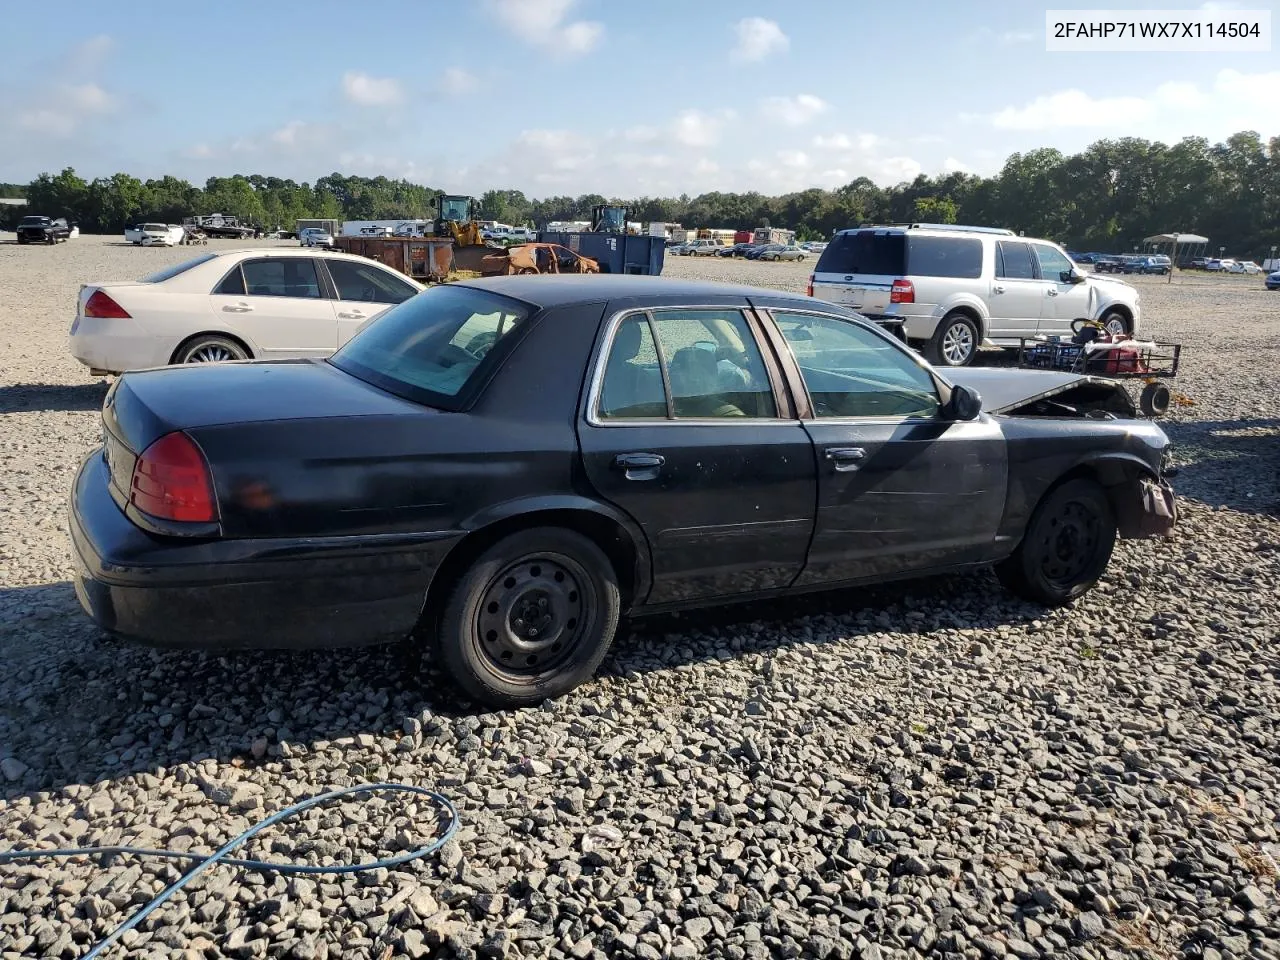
[
  {"x1": 576, "y1": 304, "x2": 816, "y2": 606},
  {"x1": 319, "y1": 258, "x2": 421, "y2": 346},
  {"x1": 810, "y1": 230, "x2": 906, "y2": 315},
  {"x1": 988, "y1": 240, "x2": 1045, "y2": 342},
  {"x1": 209, "y1": 257, "x2": 337, "y2": 359},
  {"x1": 1031, "y1": 243, "x2": 1092, "y2": 338},
  {"x1": 757, "y1": 305, "x2": 1007, "y2": 584}
]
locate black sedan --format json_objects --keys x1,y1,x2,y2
[{"x1": 69, "y1": 276, "x2": 1177, "y2": 707}]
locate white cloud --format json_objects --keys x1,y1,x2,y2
[
  {"x1": 970, "y1": 74, "x2": 1260, "y2": 132},
  {"x1": 342, "y1": 71, "x2": 404, "y2": 106},
  {"x1": 813, "y1": 132, "x2": 882, "y2": 151},
  {"x1": 761, "y1": 94, "x2": 829, "y2": 126},
  {"x1": 488, "y1": 0, "x2": 604, "y2": 56},
  {"x1": 185, "y1": 143, "x2": 213, "y2": 159},
  {"x1": 943, "y1": 157, "x2": 972, "y2": 173},
  {"x1": 440, "y1": 67, "x2": 479, "y2": 94},
  {"x1": 624, "y1": 125, "x2": 660, "y2": 142},
  {"x1": 731, "y1": 17, "x2": 789, "y2": 61},
  {"x1": 16, "y1": 82, "x2": 115, "y2": 136},
  {"x1": 672, "y1": 109, "x2": 724, "y2": 147}
]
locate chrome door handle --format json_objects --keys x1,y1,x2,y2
[
  {"x1": 1047, "y1": 289, "x2": 1058, "y2": 296},
  {"x1": 337, "y1": 311, "x2": 367, "y2": 319},
  {"x1": 825, "y1": 447, "x2": 866, "y2": 472},
  {"x1": 222, "y1": 303, "x2": 253, "y2": 313},
  {"x1": 993, "y1": 285, "x2": 1005, "y2": 294}
]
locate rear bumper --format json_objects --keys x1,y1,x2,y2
[{"x1": 69, "y1": 451, "x2": 461, "y2": 650}]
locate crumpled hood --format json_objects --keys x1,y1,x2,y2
[{"x1": 944, "y1": 368, "x2": 1123, "y2": 414}]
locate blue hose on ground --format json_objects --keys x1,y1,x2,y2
[{"x1": 0, "y1": 782, "x2": 460, "y2": 959}]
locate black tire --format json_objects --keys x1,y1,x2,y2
[
  {"x1": 435, "y1": 527, "x2": 621, "y2": 708},
  {"x1": 1139, "y1": 381, "x2": 1171, "y2": 418},
  {"x1": 174, "y1": 335, "x2": 250, "y2": 365},
  {"x1": 1101, "y1": 310, "x2": 1130, "y2": 337},
  {"x1": 925, "y1": 312, "x2": 980, "y2": 367},
  {"x1": 995, "y1": 478, "x2": 1117, "y2": 606}
]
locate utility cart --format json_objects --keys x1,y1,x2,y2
[{"x1": 1018, "y1": 320, "x2": 1182, "y2": 417}]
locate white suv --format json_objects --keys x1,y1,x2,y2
[{"x1": 807, "y1": 224, "x2": 1142, "y2": 366}]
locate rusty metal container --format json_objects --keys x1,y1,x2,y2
[{"x1": 332, "y1": 236, "x2": 456, "y2": 282}]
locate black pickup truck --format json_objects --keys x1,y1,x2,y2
[{"x1": 16, "y1": 215, "x2": 71, "y2": 244}]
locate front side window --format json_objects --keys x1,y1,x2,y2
[
  {"x1": 326, "y1": 259, "x2": 418, "y2": 305},
  {"x1": 996, "y1": 241, "x2": 1037, "y2": 280},
  {"x1": 237, "y1": 258, "x2": 322, "y2": 298},
  {"x1": 330, "y1": 284, "x2": 531, "y2": 408},
  {"x1": 597, "y1": 309, "x2": 776, "y2": 420},
  {"x1": 773, "y1": 312, "x2": 939, "y2": 419},
  {"x1": 1033, "y1": 244, "x2": 1074, "y2": 282}
]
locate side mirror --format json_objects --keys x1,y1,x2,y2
[
  {"x1": 945, "y1": 384, "x2": 983, "y2": 421},
  {"x1": 1062, "y1": 269, "x2": 1086, "y2": 284}
]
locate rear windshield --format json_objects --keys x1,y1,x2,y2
[
  {"x1": 140, "y1": 253, "x2": 219, "y2": 283},
  {"x1": 330, "y1": 284, "x2": 533, "y2": 410},
  {"x1": 815, "y1": 231, "x2": 907, "y2": 276},
  {"x1": 907, "y1": 235, "x2": 983, "y2": 279}
]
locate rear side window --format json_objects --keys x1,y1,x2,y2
[
  {"x1": 907, "y1": 235, "x2": 983, "y2": 279},
  {"x1": 142, "y1": 253, "x2": 219, "y2": 283},
  {"x1": 330, "y1": 284, "x2": 532, "y2": 410},
  {"x1": 815, "y1": 231, "x2": 907, "y2": 276},
  {"x1": 996, "y1": 241, "x2": 1037, "y2": 280}
]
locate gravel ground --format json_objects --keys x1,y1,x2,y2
[{"x1": 1, "y1": 236, "x2": 1277, "y2": 960}]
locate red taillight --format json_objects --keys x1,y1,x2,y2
[
  {"x1": 129, "y1": 432, "x2": 216, "y2": 523},
  {"x1": 85, "y1": 290, "x2": 131, "y2": 319},
  {"x1": 890, "y1": 279, "x2": 915, "y2": 304},
  {"x1": 806, "y1": 274, "x2": 814, "y2": 297}
]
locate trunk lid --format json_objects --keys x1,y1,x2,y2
[{"x1": 105, "y1": 359, "x2": 430, "y2": 456}]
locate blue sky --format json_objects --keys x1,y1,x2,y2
[{"x1": 3, "y1": 0, "x2": 1276, "y2": 197}]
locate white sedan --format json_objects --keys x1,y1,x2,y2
[{"x1": 69, "y1": 248, "x2": 423, "y2": 376}]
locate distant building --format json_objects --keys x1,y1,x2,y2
[{"x1": 0, "y1": 198, "x2": 28, "y2": 206}]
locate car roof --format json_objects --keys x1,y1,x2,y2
[{"x1": 454, "y1": 274, "x2": 820, "y2": 309}]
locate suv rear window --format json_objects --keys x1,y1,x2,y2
[
  {"x1": 815, "y1": 231, "x2": 907, "y2": 276},
  {"x1": 906, "y1": 235, "x2": 983, "y2": 279},
  {"x1": 330, "y1": 284, "x2": 533, "y2": 410}
]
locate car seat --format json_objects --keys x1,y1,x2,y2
[
  {"x1": 668, "y1": 346, "x2": 745, "y2": 418},
  {"x1": 599, "y1": 319, "x2": 666, "y2": 418}
]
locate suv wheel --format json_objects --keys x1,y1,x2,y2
[
  {"x1": 1101, "y1": 311, "x2": 1129, "y2": 337},
  {"x1": 926, "y1": 313, "x2": 979, "y2": 367}
]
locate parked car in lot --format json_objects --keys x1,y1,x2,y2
[
  {"x1": 801, "y1": 241, "x2": 828, "y2": 253},
  {"x1": 746, "y1": 244, "x2": 782, "y2": 260},
  {"x1": 69, "y1": 249, "x2": 423, "y2": 375},
  {"x1": 683, "y1": 239, "x2": 724, "y2": 257},
  {"x1": 1266, "y1": 270, "x2": 1280, "y2": 290},
  {"x1": 17, "y1": 215, "x2": 71, "y2": 244},
  {"x1": 1093, "y1": 256, "x2": 1126, "y2": 274},
  {"x1": 1228, "y1": 260, "x2": 1262, "y2": 274},
  {"x1": 1204, "y1": 259, "x2": 1232, "y2": 272},
  {"x1": 761, "y1": 244, "x2": 807, "y2": 262},
  {"x1": 299, "y1": 227, "x2": 335, "y2": 248},
  {"x1": 124, "y1": 223, "x2": 186, "y2": 247},
  {"x1": 68, "y1": 275, "x2": 1176, "y2": 707},
  {"x1": 1123, "y1": 255, "x2": 1171, "y2": 275},
  {"x1": 808, "y1": 224, "x2": 1142, "y2": 367},
  {"x1": 719, "y1": 242, "x2": 756, "y2": 257}
]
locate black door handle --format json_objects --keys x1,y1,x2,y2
[
  {"x1": 615, "y1": 453, "x2": 665, "y2": 469},
  {"x1": 614, "y1": 452, "x2": 665, "y2": 480},
  {"x1": 825, "y1": 447, "x2": 867, "y2": 472}
]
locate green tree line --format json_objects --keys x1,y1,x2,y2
[{"x1": 4, "y1": 130, "x2": 1276, "y2": 258}]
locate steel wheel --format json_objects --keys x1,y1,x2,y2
[
  {"x1": 475, "y1": 553, "x2": 591, "y2": 678},
  {"x1": 940, "y1": 320, "x2": 975, "y2": 365},
  {"x1": 995, "y1": 478, "x2": 1116, "y2": 606},
  {"x1": 1037, "y1": 500, "x2": 1100, "y2": 589}
]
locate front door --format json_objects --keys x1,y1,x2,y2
[
  {"x1": 763, "y1": 308, "x2": 1008, "y2": 585},
  {"x1": 577, "y1": 306, "x2": 816, "y2": 606},
  {"x1": 209, "y1": 256, "x2": 337, "y2": 359},
  {"x1": 1030, "y1": 243, "x2": 1093, "y2": 338},
  {"x1": 320, "y1": 257, "x2": 421, "y2": 347},
  {"x1": 988, "y1": 240, "x2": 1047, "y2": 343}
]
